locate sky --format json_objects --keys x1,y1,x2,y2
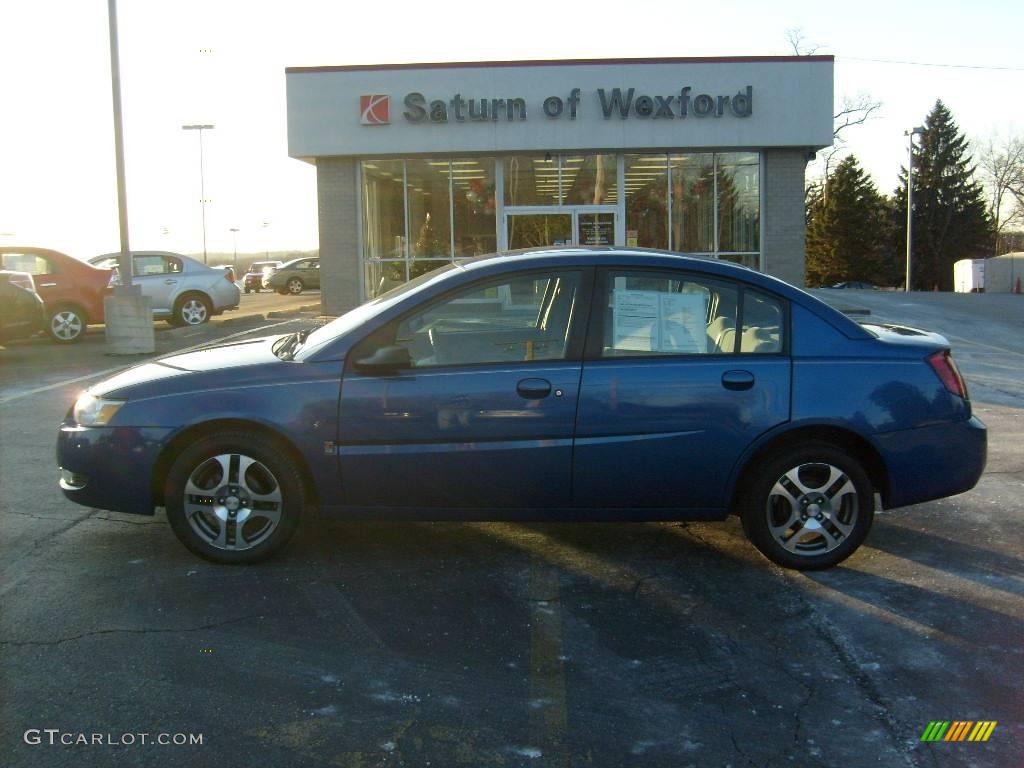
[{"x1": 2, "y1": 0, "x2": 1022, "y2": 260}]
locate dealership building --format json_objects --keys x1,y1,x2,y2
[{"x1": 285, "y1": 56, "x2": 834, "y2": 314}]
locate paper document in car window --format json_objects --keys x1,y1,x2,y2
[{"x1": 613, "y1": 290, "x2": 707, "y2": 353}]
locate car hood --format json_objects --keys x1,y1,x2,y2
[{"x1": 90, "y1": 336, "x2": 285, "y2": 396}]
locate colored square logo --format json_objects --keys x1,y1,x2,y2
[{"x1": 360, "y1": 95, "x2": 390, "y2": 125}]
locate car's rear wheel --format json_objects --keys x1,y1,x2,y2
[
  {"x1": 47, "y1": 306, "x2": 86, "y2": 343},
  {"x1": 739, "y1": 443, "x2": 874, "y2": 570},
  {"x1": 174, "y1": 293, "x2": 211, "y2": 326},
  {"x1": 165, "y1": 433, "x2": 305, "y2": 564},
  {"x1": 286, "y1": 277, "x2": 304, "y2": 295}
]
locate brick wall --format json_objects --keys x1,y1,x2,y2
[
  {"x1": 762, "y1": 149, "x2": 809, "y2": 288},
  {"x1": 316, "y1": 158, "x2": 360, "y2": 316}
]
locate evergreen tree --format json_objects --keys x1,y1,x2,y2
[
  {"x1": 891, "y1": 101, "x2": 992, "y2": 290},
  {"x1": 806, "y1": 155, "x2": 891, "y2": 286}
]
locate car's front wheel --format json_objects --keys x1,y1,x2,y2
[
  {"x1": 164, "y1": 433, "x2": 306, "y2": 564},
  {"x1": 174, "y1": 293, "x2": 211, "y2": 326},
  {"x1": 48, "y1": 306, "x2": 86, "y2": 343},
  {"x1": 286, "y1": 277, "x2": 304, "y2": 295},
  {"x1": 739, "y1": 443, "x2": 874, "y2": 570}
]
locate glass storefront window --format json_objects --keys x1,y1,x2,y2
[
  {"x1": 670, "y1": 154, "x2": 715, "y2": 253},
  {"x1": 505, "y1": 155, "x2": 559, "y2": 206},
  {"x1": 362, "y1": 160, "x2": 407, "y2": 296},
  {"x1": 452, "y1": 158, "x2": 497, "y2": 257},
  {"x1": 625, "y1": 154, "x2": 669, "y2": 249},
  {"x1": 407, "y1": 159, "x2": 452, "y2": 260},
  {"x1": 362, "y1": 152, "x2": 761, "y2": 299},
  {"x1": 362, "y1": 160, "x2": 405, "y2": 260},
  {"x1": 563, "y1": 154, "x2": 617, "y2": 205},
  {"x1": 717, "y1": 152, "x2": 760, "y2": 254}
]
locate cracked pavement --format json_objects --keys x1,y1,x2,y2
[{"x1": 2, "y1": 300, "x2": 1023, "y2": 767}]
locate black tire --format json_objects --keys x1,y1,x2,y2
[
  {"x1": 244, "y1": 287, "x2": 251, "y2": 294},
  {"x1": 286, "y1": 277, "x2": 304, "y2": 295},
  {"x1": 164, "y1": 432, "x2": 306, "y2": 564},
  {"x1": 739, "y1": 442, "x2": 874, "y2": 570},
  {"x1": 47, "y1": 305, "x2": 87, "y2": 343},
  {"x1": 174, "y1": 293, "x2": 212, "y2": 326}
]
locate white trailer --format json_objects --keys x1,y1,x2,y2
[{"x1": 953, "y1": 259, "x2": 986, "y2": 293}]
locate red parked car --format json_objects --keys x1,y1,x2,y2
[{"x1": 0, "y1": 247, "x2": 113, "y2": 342}]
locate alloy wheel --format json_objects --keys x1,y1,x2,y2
[
  {"x1": 50, "y1": 310, "x2": 83, "y2": 342},
  {"x1": 765, "y1": 462, "x2": 859, "y2": 557},
  {"x1": 180, "y1": 297, "x2": 209, "y2": 325},
  {"x1": 182, "y1": 453, "x2": 283, "y2": 552}
]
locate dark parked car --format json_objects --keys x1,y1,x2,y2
[
  {"x1": 0, "y1": 271, "x2": 46, "y2": 343},
  {"x1": 0, "y1": 247, "x2": 112, "y2": 342},
  {"x1": 243, "y1": 260, "x2": 282, "y2": 293},
  {"x1": 264, "y1": 257, "x2": 319, "y2": 294},
  {"x1": 57, "y1": 249, "x2": 986, "y2": 569}
]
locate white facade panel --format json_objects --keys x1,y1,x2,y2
[{"x1": 287, "y1": 58, "x2": 834, "y2": 159}]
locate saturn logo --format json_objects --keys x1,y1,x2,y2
[{"x1": 360, "y1": 94, "x2": 390, "y2": 125}]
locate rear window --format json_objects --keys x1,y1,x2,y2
[{"x1": 0, "y1": 253, "x2": 53, "y2": 275}]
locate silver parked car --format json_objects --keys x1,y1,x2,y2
[{"x1": 90, "y1": 251, "x2": 240, "y2": 326}]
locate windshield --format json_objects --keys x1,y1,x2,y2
[{"x1": 294, "y1": 263, "x2": 461, "y2": 360}]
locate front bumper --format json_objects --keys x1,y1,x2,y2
[
  {"x1": 57, "y1": 424, "x2": 175, "y2": 515},
  {"x1": 875, "y1": 415, "x2": 987, "y2": 509}
]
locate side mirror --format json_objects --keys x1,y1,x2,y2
[{"x1": 354, "y1": 345, "x2": 412, "y2": 372}]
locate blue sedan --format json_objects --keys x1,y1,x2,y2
[{"x1": 57, "y1": 249, "x2": 987, "y2": 569}]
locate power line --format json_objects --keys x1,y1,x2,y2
[{"x1": 839, "y1": 55, "x2": 1024, "y2": 72}]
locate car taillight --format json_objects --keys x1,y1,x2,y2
[{"x1": 927, "y1": 350, "x2": 968, "y2": 399}]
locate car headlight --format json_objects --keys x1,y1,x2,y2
[{"x1": 73, "y1": 393, "x2": 126, "y2": 426}]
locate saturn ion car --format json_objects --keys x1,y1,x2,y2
[{"x1": 57, "y1": 248, "x2": 986, "y2": 569}]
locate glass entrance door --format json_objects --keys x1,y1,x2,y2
[
  {"x1": 505, "y1": 209, "x2": 617, "y2": 249},
  {"x1": 506, "y1": 213, "x2": 572, "y2": 250},
  {"x1": 576, "y1": 211, "x2": 615, "y2": 246}
]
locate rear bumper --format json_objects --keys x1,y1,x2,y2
[
  {"x1": 876, "y1": 415, "x2": 987, "y2": 509},
  {"x1": 56, "y1": 424, "x2": 174, "y2": 515}
]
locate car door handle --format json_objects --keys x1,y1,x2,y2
[
  {"x1": 722, "y1": 370, "x2": 755, "y2": 391},
  {"x1": 39, "y1": 282, "x2": 57, "y2": 288},
  {"x1": 164, "y1": 279, "x2": 178, "y2": 285},
  {"x1": 516, "y1": 378, "x2": 552, "y2": 399}
]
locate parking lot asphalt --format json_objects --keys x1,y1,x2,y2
[{"x1": 1, "y1": 292, "x2": 1022, "y2": 767}]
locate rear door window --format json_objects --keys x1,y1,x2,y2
[{"x1": 597, "y1": 270, "x2": 739, "y2": 356}]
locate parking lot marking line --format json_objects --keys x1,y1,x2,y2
[{"x1": 0, "y1": 320, "x2": 298, "y2": 406}]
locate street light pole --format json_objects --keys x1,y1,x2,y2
[
  {"x1": 182, "y1": 124, "x2": 214, "y2": 263},
  {"x1": 230, "y1": 227, "x2": 239, "y2": 262},
  {"x1": 905, "y1": 126, "x2": 925, "y2": 292}
]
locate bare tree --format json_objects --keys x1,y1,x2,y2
[
  {"x1": 785, "y1": 28, "x2": 821, "y2": 56},
  {"x1": 977, "y1": 132, "x2": 1024, "y2": 254},
  {"x1": 786, "y1": 30, "x2": 883, "y2": 200}
]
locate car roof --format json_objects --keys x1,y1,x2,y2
[
  {"x1": 0, "y1": 245, "x2": 75, "y2": 259},
  {"x1": 0, "y1": 246, "x2": 109, "y2": 271},
  {"x1": 93, "y1": 250, "x2": 210, "y2": 269},
  {"x1": 280, "y1": 256, "x2": 317, "y2": 267}
]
